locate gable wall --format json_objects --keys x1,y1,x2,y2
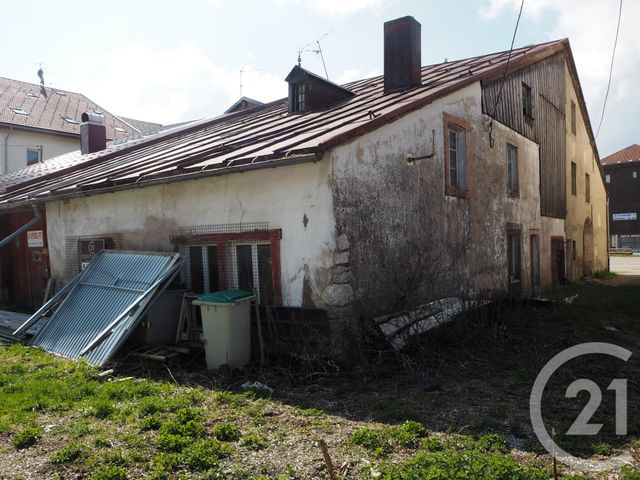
[{"x1": 482, "y1": 55, "x2": 567, "y2": 219}]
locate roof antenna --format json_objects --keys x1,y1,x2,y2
[
  {"x1": 297, "y1": 30, "x2": 333, "y2": 79},
  {"x1": 239, "y1": 67, "x2": 260, "y2": 97}
]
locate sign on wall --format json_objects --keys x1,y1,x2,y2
[
  {"x1": 612, "y1": 213, "x2": 637, "y2": 221},
  {"x1": 26, "y1": 230, "x2": 44, "y2": 247}
]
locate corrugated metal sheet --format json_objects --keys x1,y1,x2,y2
[
  {"x1": 17, "y1": 250, "x2": 182, "y2": 366},
  {"x1": 0, "y1": 40, "x2": 576, "y2": 206}
]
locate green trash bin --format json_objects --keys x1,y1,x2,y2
[{"x1": 193, "y1": 289, "x2": 255, "y2": 370}]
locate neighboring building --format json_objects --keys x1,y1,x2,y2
[
  {"x1": 0, "y1": 18, "x2": 608, "y2": 349},
  {"x1": 601, "y1": 144, "x2": 640, "y2": 250},
  {"x1": 0, "y1": 76, "x2": 137, "y2": 174},
  {"x1": 224, "y1": 97, "x2": 264, "y2": 114}
]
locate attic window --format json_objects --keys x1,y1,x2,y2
[
  {"x1": 522, "y1": 82, "x2": 533, "y2": 118},
  {"x1": 62, "y1": 116, "x2": 78, "y2": 124},
  {"x1": 114, "y1": 127, "x2": 126, "y2": 133},
  {"x1": 292, "y1": 82, "x2": 307, "y2": 113},
  {"x1": 52, "y1": 89, "x2": 66, "y2": 96},
  {"x1": 26, "y1": 92, "x2": 39, "y2": 99},
  {"x1": 10, "y1": 107, "x2": 28, "y2": 115}
]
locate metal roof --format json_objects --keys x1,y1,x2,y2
[
  {"x1": 0, "y1": 76, "x2": 136, "y2": 139},
  {"x1": 1, "y1": 39, "x2": 584, "y2": 206},
  {"x1": 601, "y1": 144, "x2": 640, "y2": 166},
  {"x1": 14, "y1": 250, "x2": 183, "y2": 366}
]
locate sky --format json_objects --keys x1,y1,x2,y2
[{"x1": 1, "y1": 0, "x2": 636, "y2": 157}]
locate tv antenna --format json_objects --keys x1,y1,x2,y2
[
  {"x1": 239, "y1": 68, "x2": 260, "y2": 97},
  {"x1": 297, "y1": 30, "x2": 333, "y2": 80}
]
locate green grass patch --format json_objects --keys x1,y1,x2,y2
[
  {"x1": 51, "y1": 442, "x2": 86, "y2": 465},
  {"x1": 593, "y1": 269, "x2": 617, "y2": 279},
  {"x1": 12, "y1": 425, "x2": 42, "y2": 449},
  {"x1": 240, "y1": 432, "x2": 268, "y2": 451},
  {"x1": 213, "y1": 422, "x2": 241, "y2": 442}
]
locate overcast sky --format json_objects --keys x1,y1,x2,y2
[{"x1": 1, "y1": 0, "x2": 636, "y2": 156}]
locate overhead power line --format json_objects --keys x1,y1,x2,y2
[
  {"x1": 488, "y1": 0, "x2": 525, "y2": 147},
  {"x1": 595, "y1": 0, "x2": 623, "y2": 139}
]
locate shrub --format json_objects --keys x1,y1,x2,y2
[
  {"x1": 240, "y1": 433, "x2": 268, "y2": 451},
  {"x1": 475, "y1": 433, "x2": 509, "y2": 453},
  {"x1": 92, "y1": 399, "x2": 116, "y2": 419},
  {"x1": 620, "y1": 465, "x2": 640, "y2": 480},
  {"x1": 389, "y1": 420, "x2": 426, "y2": 446},
  {"x1": 51, "y1": 443, "x2": 85, "y2": 465},
  {"x1": 90, "y1": 465, "x2": 128, "y2": 480},
  {"x1": 350, "y1": 427, "x2": 388, "y2": 451},
  {"x1": 213, "y1": 423, "x2": 241, "y2": 442},
  {"x1": 12, "y1": 425, "x2": 41, "y2": 449},
  {"x1": 592, "y1": 442, "x2": 613, "y2": 456},
  {"x1": 182, "y1": 439, "x2": 231, "y2": 471}
]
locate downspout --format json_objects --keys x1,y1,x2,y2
[
  {"x1": 0, "y1": 205, "x2": 42, "y2": 248},
  {"x1": 3, "y1": 125, "x2": 13, "y2": 175}
]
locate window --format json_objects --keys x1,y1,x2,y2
[
  {"x1": 634, "y1": 171, "x2": 638, "y2": 179},
  {"x1": 585, "y1": 173, "x2": 590, "y2": 203},
  {"x1": 62, "y1": 116, "x2": 78, "y2": 124},
  {"x1": 26, "y1": 148, "x2": 41, "y2": 166},
  {"x1": 571, "y1": 162, "x2": 577, "y2": 195},
  {"x1": 10, "y1": 107, "x2": 28, "y2": 116},
  {"x1": 292, "y1": 82, "x2": 307, "y2": 113},
  {"x1": 114, "y1": 127, "x2": 126, "y2": 133},
  {"x1": 572, "y1": 240, "x2": 577, "y2": 261},
  {"x1": 233, "y1": 243, "x2": 274, "y2": 304},
  {"x1": 180, "y1": 229, "x2": 281, "y2": 305},
  {"x1": 507, "y1": 143, "x2": 519, "y2": 194},
  {"x1": 605, "y1": 174, "x2": 611, "y2": 184},
  {"x1": 507, "y1": 231, "x2": 521, "y2": 284},
  {"x1": 570, "y1": 101, "x2": 577, "y2": 135},
  {"x1": 444, "y1": 113, "x2": 468, "y2": 196},
  {"x1": 522, "y1": 82, "x2": 533, "y2": 118}
]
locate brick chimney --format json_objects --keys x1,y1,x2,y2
[
  {"x1": 80, "y1": 112, "x2": 107, "y2": 154},
  {"x1": 384, "y1": 16, "x2": 422, "y2": 93}
]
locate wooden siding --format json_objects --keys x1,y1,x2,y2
[{"x1": 482, "y1": 56, "x2": 567, "y2": 219}]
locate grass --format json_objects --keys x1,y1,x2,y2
[
  {"x1": 0, "y1": 282, "x2": 638, "y2": 478},
  {"x1": 593, "y1": 269, "x2": 617, "y2": 279}
]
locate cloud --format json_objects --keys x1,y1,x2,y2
[
  {"x1": 275, "y1": 0, "x2": 386, "y2": 15},
  {"x1": 86, "y1": 43, "x2": 285, "y2": 124},
  {"x1": 479, "y1": 0, "x2": 640, "y2": 154}
]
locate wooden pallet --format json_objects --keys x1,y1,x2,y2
[{"x1": 127, "y1": 345, "x2": 186, "y2": 363}]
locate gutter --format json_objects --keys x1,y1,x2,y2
[
  {"x1": 0, "y1": 205, "x2": 41, "y2": 248},
  {"x1": 3, "y1": 153, "x2": 320, "y2": 209},
  {"x1": 2, "y1": 126, "x2": 13, "y2": 175}
]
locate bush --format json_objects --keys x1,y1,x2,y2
[
  {"x1": 183, "y1": 439, "x2": 231, "y2": 471},
  {"x1": 90, "y1": 465, "x2": 128, "y2": 480},
  {"x1": 620, "y1": 465, "x2": 640, "y2": 480},
  {"x1": 389, "y1": 421, "x2": 426, "y2": 446},
  {"x1": 475, "y1": 433, "x2": 509, "y2": 453},
  {"x1": 51, "y1": 443, "x2": 85, "y2": 465},
  {"x1": 350, "y1": 427, "x2": 388, "y2": 451},
  {"x1": 240, "y1": 433, "x2": 268, "y2": 451},
  {"x1": 12, "y1": 425, "x2": 41, "y2": 449},
  {"x1": 213, "y1": 423, "x2": 241, "y2": 442}
]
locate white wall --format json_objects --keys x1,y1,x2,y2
[
  {"x1": 0, "y1": 127, "x2": 79, "y2": 174},
  {"x1": 45, "y1": 160, "x2": 335, "y2": 307}
]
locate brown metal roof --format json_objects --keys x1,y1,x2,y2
[
  {"x1": 601, "y1": 144, "x2": 640, "y2": 166},
  {"x1": 0, "y1": 76, "x2": 136, "y2": 140},
  {"x1": 0, "y1": 39, "x2": 577, "y2": 206}
]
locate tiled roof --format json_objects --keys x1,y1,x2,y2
[
  {"x1": 119, "y1": 116, "x2": 164, "y2": 136},
  {"x1": 0, "y1": 39, "x2": 579, "y2": 206},
  {"x1": 601, "y1": 144, "x2": 640, "y2": 166},
  {"x1": 0, "y1": 77, "x2": 136, "y2": 140}
]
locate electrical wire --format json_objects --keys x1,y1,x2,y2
[
  {"x1": 595, "y1": 0, "x2": 623, "y2": 139},
  {"x1": 491, "y1": 0, "x2": 525, "y2": 120},
  {"x1": 488, "y1": 0, "x2": 525, "y2": 147}
]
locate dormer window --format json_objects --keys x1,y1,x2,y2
[
  {"x1": 292, "y1": 82, "x2": 307, "y2": 113},
  {"x1": 285, "y1": 65, "x2": 354, "y2": 114},
  {"x1": 10, "y1": 107, "x2": 28, "y2": 116}
]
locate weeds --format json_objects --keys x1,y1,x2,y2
[{"x1": 12, "y1": 425, "x2": 42, "y2": 449}]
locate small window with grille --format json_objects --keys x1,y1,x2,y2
[{"x1": 292, "y1": 82, "x2": 307, "y2": 113}]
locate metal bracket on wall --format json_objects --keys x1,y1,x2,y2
[{"x1": 406, "y1": 129, "x2": 436, "y2": 166}]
